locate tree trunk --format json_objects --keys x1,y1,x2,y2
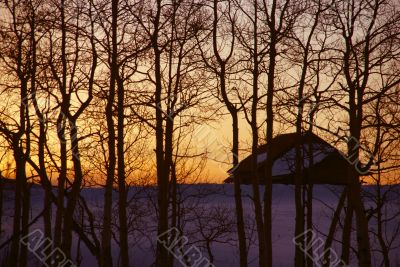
[
  {"x1": 54, "y1": 123, "x2": 67, "y2": 249},
  {"x1": 263, "y1": 1, "x2": 278, "y2": 265},
  {"x1": 341, "y1": 201, "x2": 353, "y2": 265},
  {"x1": 306, "y1": 142, "x2": 314, "y2": 267},
  {"x1": 8, "y1": 146, "x2": 23, "y2": 267},
  {"x1": 117, "y1": 77, "x2": 129, "y2": 267},
  {"x1": 163, "y1": 97, "x2": 175, "y2": 267},
  {"x1": 350, "y1": 180, "x2": 371, "y2": 266},
  {"x1": 8, "y1": 60, "x2": 29, "y2": 267},
  {"x1": 294, "y1": 135, "x2": 305, "y2": 267},
  {"x1": 168, "y1": 163, "x2": 178, "y2": 267},
  {"x1": 249, "y1": 2, "x2": 263, "y2": 266},
  {"x1": 20, "y1": 172, "x2": 30, "y2": 267},
  {"x1": 153, "y1": 1, "x2": 169, "y2": 265},
  {"x1": 31, "y1": 26, "x2": 53, "y2": 261},
  {"x1": 54, "y1": 0, "x2": 68, "y2": 251},
  {"x1": 376, "y1": 165, "x2": 390, "y2": 267},
  {"x1": 211, "y1": 0, "x2": 248, "y2": 265},
  {"x1": 232, "y1": 111, "x2": 248, "y2": 267},
  {"x1": 348, "y1": 130, "x2": 371, "y2": 266},
  {"x1": 100, "y1": 0, "x2": 118, "y2": 264},
  {"x1": 61, "y1": 120, "x2": 84, "y2": 258},
  {"x1": 323, "y1": 188, "x2": 346, "y2": 267},
  {"x1": 0, "y1": 173, "x2": 3, "y2": 235}
]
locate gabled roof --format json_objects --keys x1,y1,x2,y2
[
  {"x1": 225, "y1": 132, "x2": 349, "y2": 185},
  {"x1": 230, "y1": 132, "x2": 333, "y2": 175}
]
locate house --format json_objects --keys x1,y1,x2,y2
[{"x1": 224, "y1": 132, "x2": 350, "y2": 185}]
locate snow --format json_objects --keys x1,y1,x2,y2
[
  {"x1": 257, "y1": 143, "x2": 336, "y2": 176},
  {"x1": 257, "y1": 153, "x2": 267, "y2": 163},
  {"x1": 0, "y1": 184, "x2": 399, "y2": 266}
]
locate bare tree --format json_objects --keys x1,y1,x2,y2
[
  {"x1": 326, "y1": 0, "x2": 400, "y2": 265},
  {"x1": 288, "y1": 1, "x2": 327, "y2": 265},
  {"x1": 0, "y1": 1, "x2": 37, "y2": 265},
  {"x1": 132, "y1": 1, "x2": 210, "y2": 265},
  {"x1": 259, "y1": 0, "x2": 298, "y2": 265},
  {"x1": 197, "y1": 1, "x2": 249, "y2": 266},
  {"x1": 38, "y1": 0, "x2": 99, "y2": 258},
  {"x1": 362, "y1": 84, "x2": 400, "y2": 266}
]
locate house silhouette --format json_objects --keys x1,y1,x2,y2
[{"x1": 224, "y1": 132, "x2": 350, "y2": 185}]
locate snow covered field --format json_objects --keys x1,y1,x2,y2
[{"x1": 1, "y1": 184, "x2": 399, "y2": 266}]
